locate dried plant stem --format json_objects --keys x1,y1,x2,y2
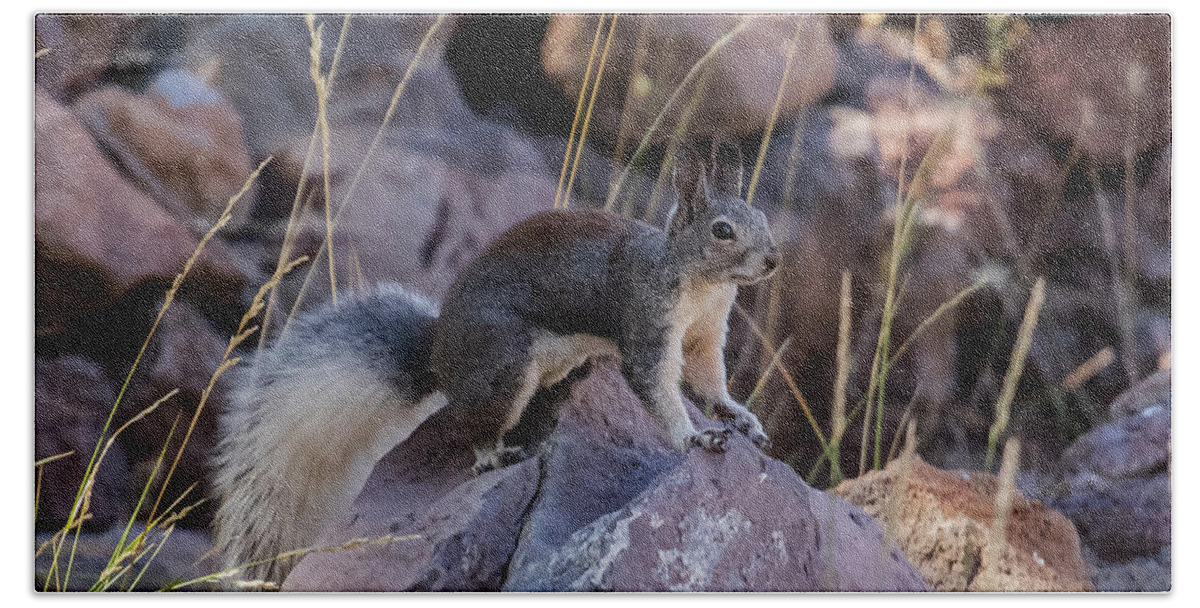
[
  {"x1": 745, "y1": 15, "x2": 804, "y2": 206},
  {"x1": 555, "y1": 15, "x2": 606, "y2": 209},
  {"x1": 860, "y1": 14, "x2": 923, "y2": 477},
  {"x1": 563, "y1": 14, "x2": 619, "y2": 210},
  {"x1": 259, "y1": 15, "x2": 352, "y2": 347},
  {"x1": 147, "y1": 254, "x2": 310, "y2": 526},
  {"x1": 832, "y1": 270, "x2": 852, "y2": 444},
  {"x1": 43, "y1": 159, "x2": 268, "y2": 592},
  {"x1": 167, "y1": 533, "x2": 422, "y2": 591},
  {"x1": 281, "y1": 15, "x2": 446, "y2": 338},
  {"x1": 979, "y1": 437, "x2": 1021, "y2": 589},
  {"x1": 889, "y1": 278, "x2": 987, "y2": 365},
  {"x1": 733, "y1": 303, "x2": 837, "y2": 480},
  {"x1": 306, "y1": 14, "x2": 339, "y2": 307},
  {"x1": 984, "y1": 278, "x2": 1044, "y2": 470},
  {"x1": 604, "y1": 16, "x2": 756, "y2": 211},
  {"x1": 646, "y1": 66, "x2": 712, "y2": 221}
]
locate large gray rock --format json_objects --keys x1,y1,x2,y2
[
  {"x1": 283, "y1": 363, "x2": 928, "y2": 592},
  {"x1": 1052, "y1": 369, "x2": 1171, "y2": 574}
]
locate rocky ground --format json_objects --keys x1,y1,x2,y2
[{"x1": 35, "y1": 14, "x2": 1169, "y2": 591}]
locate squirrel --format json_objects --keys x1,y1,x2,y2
[{"x1": 211, "y1": 145, "x2": 780, "y2": 587}]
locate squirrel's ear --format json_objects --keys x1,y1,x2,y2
[
  {"x1": 708, "y1": 139, "x2": 744, "y2": 199},
  {"x1": 671, "y1": 149, "x2": 711, "y2": 226}
]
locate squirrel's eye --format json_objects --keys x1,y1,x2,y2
[{"x1": 711, "y1": 221, "x2": 735, "y2": 240}]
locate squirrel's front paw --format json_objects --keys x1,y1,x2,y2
[
  {"x1": 731, "y1": 415, "x2": 770, "y2": 449},
  {"x1": 687, "y1": 428, "x2": 731, "y2": 452}
]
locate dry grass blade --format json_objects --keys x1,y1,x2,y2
[
  {"x1": 977, "y1": 437, "x2": 1021, "y2": 590},
  {"x1": 280, "y1": 15, "x2": 447, "y2": 337},
  {"x1": 555, "y1": 14, "x2": 606, "y2": 209},
  {"x1": 42, "y1": 151, "x2": 265, "y2": 590},
  {"x1": 34, "y1": 451, "x2": 76, "y2": 468},
  {"x1": 306, "y1": 14, "x2": 340, "y2": 308},
  {"x1": 1062, "y1": 346, "x2": 1115, "y2": 392},
  {"x1": 36, "y1": 47, "x2": 51, "y2": 58},
  {"x1": 608, "y1": 16, "x2": 652, "y2": 205},
  {"x1": 984, "y1": 277, "x2": 1045, "y2": 470},
  {"x1": 259, "y1": 16, "x2": 352, "y2": 347},
  {"x1": 604, "y1": 16, "x2": 757, "y2": 211},
  {"x1": 859, "y1": 15, "x2": 924, "y2": 476},
  {"x1": 832, "y1": 270, "x2": 852, "y2": 444},
  {"x1": 733, "y1": 303, "x2": 836, "y2": 477},
  {"x1": 744, "y1": 337, "x2": 792, "y2": 409},
  {"x1": 52, "y1": 390, "x2": 177, "y2": 591},
  {"x1": 745, "y1": 15, "x2": 804, "y2": 206},
  {"x1": 889, "y1": 278, "x2": 987, "y2": 366},
  {"x1": 563, "y1": 14, "x2": 619, "y2": 210},
  {"x1": 644, "y1": 65, "x2": 712, "y2": 221}
]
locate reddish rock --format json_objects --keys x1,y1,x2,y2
[
  {"x1": 1004, "y1": 15, "x2": 1170, "y2": 163},
  {"x1": 122, "y1": 303, "x2": 232, "y2": 529},
  {"x1": 34, "y1": 15, "x2": 129, "y2": 100},
  {"x1": 35, "y1": 356, "x2": 128, "y2": 532},
  {"x1": 283, "y1": 364, "x2": 928, "y2": 592},
  {"x1": 72, "y1": 70, "x2": 256, "y2": 234},
  {"x1": 834, "y1": 454, "x2": 1094, "y2": 592},
  {"x1": 34, "y1": 86, "x2": 247, "y2": 334},
  {"x1": 542, "y1": 14, "x2": 839, "y2": 142}
]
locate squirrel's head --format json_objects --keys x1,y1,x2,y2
[{"x1": 665, "y1": 144, "x2": 779, "y2": 286}]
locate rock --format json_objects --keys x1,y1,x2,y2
[
  {"x1": 34, "y1": 15, "x2": 130, "y2": 100},
  {"x1": 35, "y1": 86, "x2": 247, "y2": 338},
  {"x1": 72, "y1": 69, "x2": 256, "y2": 234},
  {"x1": 283, "y1": 364, "x2": 928, "y2": 591},
  {"x1": 181, "y1": 14, "x2": 460, "y2": 160},
  {"x1": 35, "y1": 356, "x2": 128, "y2": 532},
  {"x1": 181, "y1": 15, "x2": 553, "y2": 303},
  {"x1": 121, "y1": 302, "x2": 232, "y2": 529},
  {"x1": 541, "y1": 14, "x2": 840, "y2": 142},
  {"x1": 1003, "y1": 15, "x2": 1170, "y2": 164},
  {"x1": 833, "y1": 454, "x2": 1094, "y2": 591},
  {"x1": 35, "y1": 523, "x2": 221, "y2": 591},
  {"x1": 1084, "y1": 544, "x2": 1171, "y2": 592},
  {"x1": 1053, "y1": 370, "x2": 1170, "y2": 563}
]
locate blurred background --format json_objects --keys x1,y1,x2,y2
[{"x1": 34, "y1": 13, "x2": 1169, "y2": 590}]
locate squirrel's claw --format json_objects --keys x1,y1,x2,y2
[{"x1": 688, "y1": 428, "x2": 731, "y2": 452}]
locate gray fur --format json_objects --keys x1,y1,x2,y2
[
  {"x1": 213, "y1": 153, "x2": 779, "y2": 587},
  {"x1": 212, "y1": 284, "x2": 444, "y2": 587}
]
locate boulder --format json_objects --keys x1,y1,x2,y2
[
  {"x1": 121, "y1": 302, "x2": 233, "y2": 529},
  {"x1": 34, "y1": 15, "x2": 130, "y2": 100},
  {"x1": 541, "y1": 14, "x2": 840, "y2": 143},
  {"x1": 1053, "y1": 369, "x2": 1171, "y2": 564},
  {"x1": 283, "y1": 363, "x2": 928, "y2": 591},
  {"x1": 34, "y1": 86, "x2": 247, "y2": 337},
  {"x1": 833, "y1": 454, "x2": 1094, "y2": 591},
  {"x1": 34, "y1": 356, "x2": 128, "y2": 532},
  {"x1": 72, "y1": 69, "x2": 256, "y2": 235}
]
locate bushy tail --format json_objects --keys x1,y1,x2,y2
[{"x1": 211, "y1": 285, "x2": 444, "y2": 588}]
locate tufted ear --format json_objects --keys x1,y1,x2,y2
[
  {"x1": 669, "y1": 148, "x2": 710, "y2": 233},
  {"x1": 708, "y1": 138, "x2": 744, "y2": 199}
]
